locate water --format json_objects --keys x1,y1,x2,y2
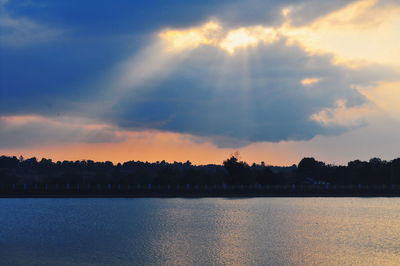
[{"x1": 0, "y1": 198, "x2": 400, "y2": 265}]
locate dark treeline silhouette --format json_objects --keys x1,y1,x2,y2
[{"x1": 1, "y1": 155, "x2": 399, "y2": 187}]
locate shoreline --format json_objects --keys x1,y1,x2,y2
[
  {"x1": 2, "y1": 184, "x2": 400, "y2": 198},
  {"x1": 1, "y1": 192, "x2": 400, "y2": 198}
]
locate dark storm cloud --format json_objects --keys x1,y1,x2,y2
[{"x1": 108, "y1": 40, "x2": 395, "y2": 146}]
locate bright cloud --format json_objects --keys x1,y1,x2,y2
[
  {"x1": 301, "y1": 78, "x2": 321, "y2": 86},
  {"x1": 283, "y1": 0, "x2": 400, "y2": 67},
  {"x1": 159, "y1": 21, "x2": 222, "y2": 52},
  {"x1": 159, "y1": 0, "x2": 400, "y2": 67},
  {"x1": 159, "y1": 21, "x2": 280, "y2": 54},
  {"x1": 219, "y1": 26, "x2": 278, "y2": 54},
  {"x1": 310, "y1": 98, "x2": 376, "y2": 127}
]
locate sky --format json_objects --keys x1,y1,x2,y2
[{"x1": 0, "y1": 0, "x2": 399, "y2": 165}]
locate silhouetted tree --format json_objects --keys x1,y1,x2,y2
[
  {"x1": 223, "y1": 155, "x2": 251, "y2": 184},
  {"x1": 0, "y1": 154, "x2": 399, "y2": 189}
]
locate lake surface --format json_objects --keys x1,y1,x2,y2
[{"x1": 1, "y1": 198, "x2": 400, "y2": 265}]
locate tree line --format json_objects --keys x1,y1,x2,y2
[{"x1": 0, "y1": 155, "x2": 399, "y2": 186}]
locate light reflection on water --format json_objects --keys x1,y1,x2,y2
[{"x1": 0, "y1": 198, "x2": 400, "y2": 265}]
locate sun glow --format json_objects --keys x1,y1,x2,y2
[
  {"x1": 159, "y1": 21, "x2": 279, "y2": 54},
  {"x1": 159, "y1": 21, "x2": 222, "y2": 52},
  {"x1": 219, "y1": 26, "x2": 278, "y2": 54}
]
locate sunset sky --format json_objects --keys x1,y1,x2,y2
[{"x1": 1, "y1": 0, "x2": 399, "y2": 165}]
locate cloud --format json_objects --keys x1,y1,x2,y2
[
  {"x1": 0, "y1": 115, "x2": 125, "y2": 149},
  {"x1": 310, "y1": 98, "x2": 375, "y2": 127},
  {"x1": 105, "y1": 38, "x2": 395, "y2": 146},
  {"x1": 159, "y1": 21, "x2": 279, "y2": 54},
  {"x1": 158, "y1": 0, "x2": 400, "y2": 67},
  {"x1": 1, "y1": 0, "x2": 399, "y2": 153},
  {"x1": 101, "y1": 0, "x2": 396, "y2": 147},
  {"x1": 301, "y1": 78, "x2": 321, "y2": 86},
  {"x1": 0, "y1": 0, "x2": 61, "y2": 47},
  {"x1": 283, "y1": 0, "x2": 400, "y2": 67},
  {"x1": 0, "y1": 0, "x2": 356, "y2": 36},
  {"x1": 0, "y1": 0, "x2": 373, "y2": 114},
  {"x1": 2, "y1": 110, "x2": 398, "y2": 166}
]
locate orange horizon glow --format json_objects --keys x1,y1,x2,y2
[
  {"x1": 2, "y1": 125, "x2": 399, "y2": 167},
  {"x1": 0, "y1": 131, "x2": 291, "y2": 166},
  {"x1": 1, "y1": 110, "x2": 400, "y2": 166}
]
